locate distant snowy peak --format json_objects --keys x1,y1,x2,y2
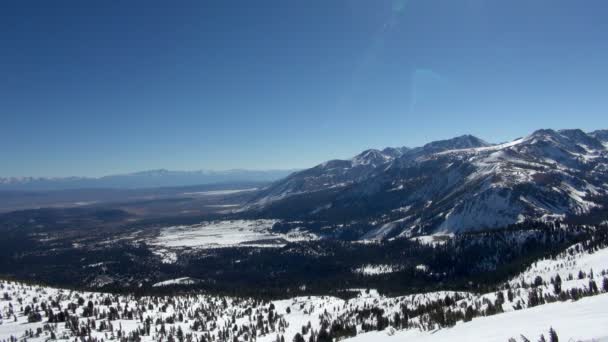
[
  {"x1": 557, "y1": 129, "x2": 605, "y2": 148},
  {"x1": 252, "y1": 134, "x2": 495, "y2": 206},
  {"x1": 0, "y1": 176, "x2": 88, "y2": 187},
  {"x1": 420, "y1": 134, "x2": 491, "y2": 153},
  {"x1": 382, "y1": 146, "x2": 411, "y2": 158},
  {"x1": 590, "y1": 129, "x2": 608, "y2": 146},
  {"x1": 0, "y1": 169, "x2": 296, "y2": 191},
  {"x1": 352, "y1": 148, "x2": 402, "y2": 167},
  {"x1": 317, "y1": 135, "x2": 489, "y2": 173},
  {"x1": 524, "y1": 128, "x2": 606, "y2": 152},
  {"x1": 250, "y1": 128, "x2": 608, "y2": 235}
]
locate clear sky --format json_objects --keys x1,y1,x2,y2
[{"x1": 2, "y1": 1, "x2": 607, "y2": 177}]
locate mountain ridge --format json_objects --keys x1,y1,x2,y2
[
  {"x1": 249, "y1": 128, "x2": 608, "y2": 237},
  {"x1": 0, "y1": 168, "x2": 298, "y2": 191}
]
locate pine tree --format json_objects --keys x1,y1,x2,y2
[
  {"x1": 464, "y1": 306, "x2": 475, "y2": 322},
  {"x1": 549, "y1": 327, "x2": 559, "y2": 342},
  {"x1": 578, "y1": 270, "x2": 585, "y2": 279},
  {"x1": 528, "y1": 290, "x2": 540, "y2": 307},
  {"x1": 293, "y1": 333, "x2": 305, "y2": 342},
  {"x1": 316, "y1": 329, "x2": 331, "y2": 342},
  {"x1": 553, "y1": 275, "x2": 562, "y2": 295},
  {"x1": 589, "y1": 279, "x2": 598, "y2": 294}
]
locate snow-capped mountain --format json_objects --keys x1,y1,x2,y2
[
  {"x1": 252, "y1": 135, "x2": 487, "y2": 206},
  {"x1": 250, "y1": 129, "x2": 608, "y2": 236},
  {"x1": 590, "y1": 129, "x2": 608, "y2": 146},
  {"x1": 0, "y1": 169, "x2": 296, "y2": 191}
]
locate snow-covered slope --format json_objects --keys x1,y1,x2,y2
[
  {"x1": 3, "y1": 240, "x2": 608, "y2": 342},
  {"x1": 347, "y1": 294, "x2": 608, "y2": 342},
  {"x1": 511, "y1": 242, "x2": 608, "y2": 289},
  {"x1": 250, "y1": 129, "x2": 608, "y2": 235}
]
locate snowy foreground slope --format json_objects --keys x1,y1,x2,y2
[
  {"x1": 347, "y1": 293, "x2": 608, "y2": 342},
  {"x1": 2, "y1": 242, "x2": 608, "y2": 342}
]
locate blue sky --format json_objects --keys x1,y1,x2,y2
[{"x1": 2, "y1": 1, "x2": 607, "y2": 177}]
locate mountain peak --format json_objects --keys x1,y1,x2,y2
[
  {"x1": 251, "y1": 127, "x2": 608, "y2": 235},
  {"x1": 130, "y1": 169, "x2": 171, "y2": 176},
  {"x1": 526, "y1": 128, "x2": 605, "y2": 151},
  {"x1": 381, "y1": 147, "x2": 410, "y2": 158},
  {"x1": 352, "y1": 149, "x2": 393, "y2": 167},
  {"x1": 421, "y1": 134, "x2": 490, "y2": 152},
  {"x1": 589, "y1": 129, "x2": 608, "y2": 144},
  {"x1": 530, "y1": 128, "x2": 558, "y2": 137}
]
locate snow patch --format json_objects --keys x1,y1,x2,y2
[
  {"x1": 150, "y1": 219, "x2": 317, "y2": 249},
  {"x1": 353, "y1": 264, "x2": 399, "y2": 276},
  {"x1": 153, "y1": 277, "x2": 199, "y2": 287}
]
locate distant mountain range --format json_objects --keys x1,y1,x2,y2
[
  {"x1": 0, "y1": 169, "x2": 297, "y2": 191},
  {"x1": 248, "y1": 129, "x2": 608, "y2": 236}
]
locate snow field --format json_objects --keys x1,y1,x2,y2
[{"x1": 2, "y1": 241, "x2": 608, "y2": 341}]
